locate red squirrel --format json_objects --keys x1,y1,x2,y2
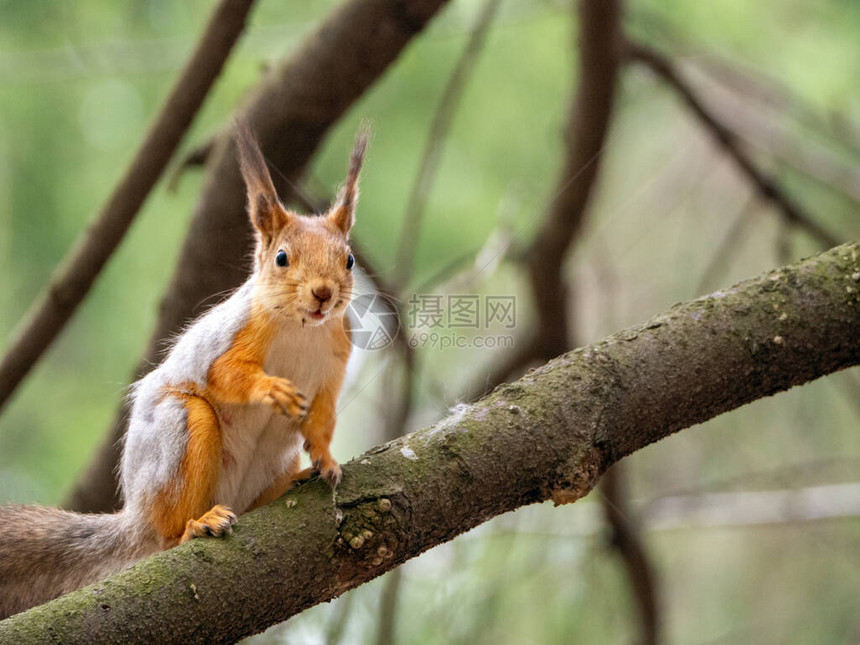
[{"x1": 0, "y1": 124, "x2": 367, "y2": 618}]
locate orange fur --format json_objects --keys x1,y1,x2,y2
[
  {"x1": 331, "y1": 318, "x2": 353, "y2": 363},
  {"x1": 207, "y1": 313, "x2": 308, "y2": 416},
  {"x1": 150, "y1": 391, "x2": 223, "y2": 546},
  {"x1": 207, "y1": 313, "x2": 276, "y2": 403},
  {"x1": 180, "y1": 505, "x2": 236, "y2": 543}
]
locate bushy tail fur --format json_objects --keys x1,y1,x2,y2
[{"x1": 0, "y1": 505, "x2": 156, "y2": 619}]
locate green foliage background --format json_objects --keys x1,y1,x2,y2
[{"x1": 0, "y1": 0, "x2": 858, "y2": 642}]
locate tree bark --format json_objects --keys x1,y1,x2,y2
[
  {"x1": 3, "y1": 242, "x2": 858, "y2": 644},
  {"x1": 64, "y1": 0, "x2": 452, "y2": 513}
]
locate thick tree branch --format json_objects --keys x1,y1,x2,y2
[
  {"x1": 384, "y1": 0, "x2": 501, "y2": 443},
  {"x1": 4, "y1": 242, "x2": 857, "y2": 644},
  {"x1": 0, "y1": 0, "x2": 256, "y2": 415},
  {"x1": 64, "y1": 0, "x2": 452, "y2": 513}
]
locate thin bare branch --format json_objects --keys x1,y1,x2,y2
[
  {"x1": 835, "y1": 370, "x2": 860, "y2": 420},
  {"x1": 378, "y1": 4, "x2": 502, "y2": 632},
  {"x1": 632, "y1": 8, "x2": 860, "y2": 161},
  {"x1": 695, "y1": 193, "x2": 758, "y2": 294},
  {"x1": 325, "y1": 592, "x2": 356, "y2": 645},
  {"x1": 644, "y1": 482, "x2": 860, "y2": 531},
  {"x1": 0, "y1": 0, "x2": 257, "y2": 415},
  {"x1": 525, "y1": 0, "x2": 623, "y2": 359},
  {"x1": 393, "y1": 0, "x2": 503, "y2": 288},
  {"x1": 460, "y1": 335, "x2": 539, "y2": 402},
  {"x1": 463, "y1": 3, "x2": 663, "y2": 641},
  {"x1": 625, "y1": 39, "x2": 841, "y2": 250},
  {"x1": 375, "y1": 566, "x2": 404, "y2": 645},
  {"x1": 167, "y1": 137, "x2": 218, "y2": 192},
  {"x1": 688, "y1": 54, "x2": 860, "y2": 163},
  {"x1": 471, "y1": 0, "x2": 625, "y2": 385},
  {"x1": 601, "y1": 466, "x2": 661, "y2": 645}
]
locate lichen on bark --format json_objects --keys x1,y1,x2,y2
[{"x1": 1, "y1": 243, "x2": 858, "y2": 644}]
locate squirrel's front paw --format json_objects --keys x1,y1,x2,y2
[
  {"x1": 261, "y1": 377, "x2": 308, "y2": 418},
  {"x1": 316, "y1": 459, "x2": 342, "y2": 488}
]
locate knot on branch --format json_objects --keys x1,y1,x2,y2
[
  {"x1": 549, "y1": 444, "x2": 611, "y2": 506},
  {"x1": 335, "y1": 493, "x2": 408, "y2": 580}
]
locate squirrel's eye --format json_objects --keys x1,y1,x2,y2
[
  {"x1": 275, "y1": 250, "x2": 289, "y2": 267},
  {"x1": 346, "y1": 253, "x2": 355, "y2": 271}
]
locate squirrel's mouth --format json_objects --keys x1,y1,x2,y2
[{"x1": 305, "y1": 308, "x2": 327, "y2": 321}]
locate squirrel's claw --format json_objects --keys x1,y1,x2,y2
[
  {"x1": 322, "y1": 463, "x2": 342, "y2": 487},
  {"x1": 180, "y1": 504, "x2": 238, "y2": 543},
  {"x1": 262, "y1": 378, "x2": 308, "y2": 418},
  {"x1": 311, "y1": 455, "x2": 342, "y2": 488}
]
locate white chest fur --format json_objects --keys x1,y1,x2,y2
[
  {"x1": 264, "y1": 320, "x2": 342, "y2": 399},
  {"x1": 213, "y1": 319, "x2": 343, "y2": 511}
]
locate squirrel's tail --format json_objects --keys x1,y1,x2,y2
[{"x1": 0, "y1": 504, "x2": 157, "y2": 619}]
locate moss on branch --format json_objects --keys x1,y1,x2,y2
[{"x1": 1, "y1": 243, "x2": 858, "y2": 644}]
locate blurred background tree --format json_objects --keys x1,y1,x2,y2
[{"x1": 0, "y1": 0, "x2": 858, "y2": 643}]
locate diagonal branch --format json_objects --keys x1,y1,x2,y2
[
  {"x1": 625, "y1": 39, "x2": 841, "y2": 250},
  {"x1": 0, "y1": 0, "x2": 257, "y2": 415},
  {"x1": 2, "y1": 242, "x2": 858, "y2": 644},
  {"x1": 64, "y1": 0, "x2": 453, "y2": 513},
  {"x1": 601, "y1": 464, "x2": 661, "y2": 645}
]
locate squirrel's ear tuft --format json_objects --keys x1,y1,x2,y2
[
  {"x1": 328, "y1": 125, "x2": 370, "y2": 235},
  {"x1": 234, "y1": 121, "x2": 288, "y2": 239}
]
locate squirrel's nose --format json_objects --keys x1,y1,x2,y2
[{"x1": 312, "y1": 285, "x2": 332, "y2": 304}]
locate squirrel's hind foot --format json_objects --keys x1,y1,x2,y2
[
  {"x1": 293, "y1": 460, "x2": 342, "y2": 488},
  {"x1": 180, "y1": 504, "x2": 237, "y2": 543}
]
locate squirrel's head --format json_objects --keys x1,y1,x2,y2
[{"x1": 235, "y1": 123, "x2": 368, "y2": 327}]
